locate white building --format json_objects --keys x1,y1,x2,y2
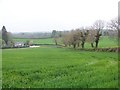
[{"x1": 14, "y1": 42, "x2": 25, "y2": 47}]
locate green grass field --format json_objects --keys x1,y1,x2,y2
[
  {"x1": 13, "y1": 36, "x2": 118, "y2": 48},
  {"x1": 2, "y1": 46, "x2": 118, "y2": 88},
  {"x1": 85, "y1": 36, "x2": 118, "y2": 48},
  {"x1": 13, "y1": 38, "x2": 54, "y2": 44}
]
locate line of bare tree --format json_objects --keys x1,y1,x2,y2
[
  {"x1": 53, "y1": 17, "x2": 119, "y2": 49},
  {"x1": 0, "y1": 17, "x2": 119, "y2": 49}
]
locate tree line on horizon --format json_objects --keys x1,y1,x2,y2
[
  {"x1": 0, "y1": 17, "x2": 119, "y2": 49},
  {"x1": 52, "y1": 18, "x2": 119, "y2": 48}
]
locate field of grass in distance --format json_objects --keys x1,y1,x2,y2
[
  {"x1": 84, "y1": 36, "x2": 118, "y2": 49},
  {"x1": 13, "y1": 36, "x2": 118, "y2": 48},
  {"x1": 13, "y1": 38, "x2": 54, "y2": 44},
  {"x1": 2, "y1": 46, "x2": 118, "y2": 88}
]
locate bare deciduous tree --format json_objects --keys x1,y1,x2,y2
[
  {"x1": 107, "y1": 17, "x2": 119, "y2": 30},
  {"x1": 85, "y1": 24, "x2": 102, "y2": 48},
  {"x1": 91, "y1": 20, "x2": 104, "y2": 48},
  {"x1": 93, "y1": 20, "x2": 105, "y2": 31},
  {"x1": 62, "y1": 29, "x2": 80, "y2": 48},
  {"x1": 107, "y1": 17, "x2": 119, "y2": 38},
  {"x1": 62, "y1": 32, "x2": 71, "y2": 47},
  {"x1": 86, "y1": 30, "x2": 97, "y2": 47}
]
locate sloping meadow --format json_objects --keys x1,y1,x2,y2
[{"x1": 2, "y1": 46, "x2": 118, "y2": 88}]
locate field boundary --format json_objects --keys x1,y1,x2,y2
[
  {"x1": 78, "y1": 47, "x2": 120, "y2": 53},
  {"x1": 2, "y1": 43, "x2": 120, "y2": 53}
]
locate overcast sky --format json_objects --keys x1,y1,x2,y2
[{"x1": 0, "y1": 0, "x2": 119, "y2": 33}]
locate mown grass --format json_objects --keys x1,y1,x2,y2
[{"x1": 2, "y1": 46, "x2": 118, "y2": 88}]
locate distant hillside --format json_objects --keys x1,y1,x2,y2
[{"x1": 12, "y1": 32, "x2": 52, "y2": 39}]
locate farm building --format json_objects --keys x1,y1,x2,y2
[{"x1": 14, "y1": 42, "x2": 25, "y2": 48}]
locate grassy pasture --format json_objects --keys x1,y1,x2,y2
[
  {"x1": 13, "y1": 36, "x2": 118, "y2": 48},
  {"x1": 13, "y1": 38, "x2": 54, "y2": 44},
  {"x1": 2, "y1": 46, "x2": 118, "y2": 88},
  {"x1": 85, "y1": 36, "x2": 118, "y2": 48}
]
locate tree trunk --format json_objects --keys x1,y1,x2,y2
[
  {"x1": 55, "y1": 39, "x2": 57, "y2": 45},
  {"x1": 73, "y1": 44, "x2": 76, "y2": 48},
  {"x1": 77, "y1": 43, "x2": 80, "y2": 47},
  {"x1": 55, "y1": 42, "x2": 57, "y2": 45},
  {"x1": 91, "y1": 43, "x2": 94, "y2": 48},
  {"x1": 81, "y1": 42, "x2": 84, "y2": 48},
  {"x1": 95, "y1": 40, "x2": 99, "y2": 48}
]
